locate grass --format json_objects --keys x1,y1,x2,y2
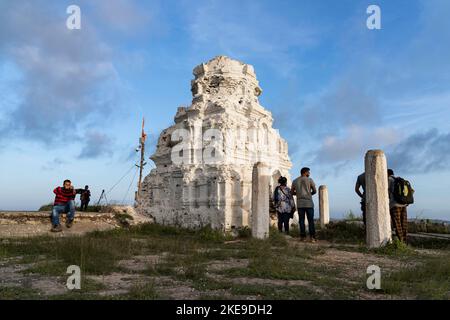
[
  {"x1": 344, "y1": 210, "x2": 363, "y2": 221},
  {"x1": 408, "y1": 220, "x2": 450, "y2": 234},
  {"x1": 318, "y1": 220, "x2": 450, "y2": 250},
  {"x1": 371, "y1": 239, "x2": 415, "y2": 256},
  {"x1": 382, "y1": 255, "x2": 450, "y2": 299},
  {"x1": 318, "y1": 221, "x2": 365, "y2": 244},
  {"x1": 0, "y1": 286, "x2": 42, "y2": 300},
  {"x1": 1, "y1": 222, "x2": 449, "y2": 300},
  {"x1": 407, "y1": 236, "x2": 450, "y2": 250},
  {"x1": 229, "y1": 283, "x2": 322, "y2": 300},
  {"x1": 49, "y1": 277, "x2": 108, "y2": 300},
  {"x1": 236, "y1": 226, "x2": 252, "y2": 238},
  {"x1": 123, "y1": 281, "x2": 160, "y2": 300},
  {"x1": 1, "y1": 233, "x2": 146, "y2": 275},
  {"x1": 114, "y1": 213, "x2": 133, "y2": 227}
]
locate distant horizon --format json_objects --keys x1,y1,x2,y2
[
  {"x1": 1, "y1": 202, "x2": 447, "y2": 223},
  {"x1": 1, "y1": 206, "x2": 448, "y2": 224}
]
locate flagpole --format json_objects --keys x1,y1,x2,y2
[{"x1": 137, "y1": 117, "x2": 146, "y2": 200}]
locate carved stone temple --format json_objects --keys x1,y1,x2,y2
[{"x1": 136, "y1": 56, "x2": 292, "y2": 231}]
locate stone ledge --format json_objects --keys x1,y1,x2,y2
[{"x1": 0, "y1": 211, "x2": 116, "y2": 225}]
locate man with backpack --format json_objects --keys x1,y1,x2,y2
[{"x1": 388, "y1": 169, "x2": 414, "y2": 243}]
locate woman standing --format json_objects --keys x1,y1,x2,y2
[{"x1": 273, "y1": 176, "x2": 296, "y2": 234}]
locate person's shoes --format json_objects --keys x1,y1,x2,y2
[
  {"x1": 51, "y1": 224, "x2": 62, "y2": 232},
  {"x1": 310, "y1": 237, "x2": 317, "y2": 243},
  {"x1": 66, "y1": 219, "x2": 74, "y2": 228}
]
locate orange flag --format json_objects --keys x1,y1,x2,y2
[{"x1": 141, "y1": 117, "x2": 147, "y2": 143}]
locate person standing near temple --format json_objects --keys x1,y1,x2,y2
[
  {"x1": 273, "y1": 176, "x2": 295, "y2": 234},
  {"x1": 388, "y1": 169, "x2": 414, "y2": 243},
  {"x1": 355, "y1": 172, "x2": 367, "y2": 227},
  {"x1": 80, "y1": 185, "x2": 91, "y2": 211},
  {"x1": 291, "y1": 167, "x2": 317, "y2": 242}
]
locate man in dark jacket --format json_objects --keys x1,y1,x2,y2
[
  {"x1": 80, "y1": 185, "x2": 91, "y2": 211},
  {"x1": 51, "y1": 179, "x2": 77, "y2": 232},
  {"x1": 355, "y1": 172, "x2": 366, "y2": 227}
]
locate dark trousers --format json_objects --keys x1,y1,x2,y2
[
  {"x1": 361, "y1": 199, "x2": 366, "y2": 227},
  {"x1": 390, "y1": 206, "x2": 408, "y2": 242},
  {"x1": 277, "y1": 212, "x2": 290, "y2": 233},
  {"x1": 52, "y1": 201, "x2": 75, "y2": 226},
  {"x1": 81, "y1": 201, "x2": 89, "y2": 211},
  {"x1": 298, "y1": 208, "x2": 315, "y2": 238}
]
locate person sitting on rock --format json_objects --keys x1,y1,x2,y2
[
  {"x1": 273, "y1": 176, "x2": 295, "y2": 234},
  {"x1": 51, "y1": 179, "x2": 77, "y2": 232}
]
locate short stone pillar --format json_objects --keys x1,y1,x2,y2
[
  {"x1": 365, "y1": 150, "x2": 392, "y2": 248},
  {"x1": 251, "y1": 162, "x2": 270, "y2": 239},
  {"x1": 319, "y1": 185, "x2": 330, "y2": 228}
]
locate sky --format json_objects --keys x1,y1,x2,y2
[{"x1": 0, "y1": 0, "x2": 449, "y2": 220}]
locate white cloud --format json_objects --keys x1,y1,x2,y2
[
  {"x1": 183, "y1": 0, "x2": 319, "y2": 76},
  {"x1": 314, "y1": 125, "x2": 401, "y2": 164},
  {"x1": 0, "y1": 1, "x2": 120, "y2": 145},
  {"x1": 387, "y1": 129, "x2": 450, "y2": 173},
  {"x1": 78, "y1": 131, "x2": 114, "y2": 159}
]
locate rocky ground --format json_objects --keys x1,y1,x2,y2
[
  {"x1": 0, "y1": 207, "x2": 152, "y2": 238},
  {"x1": 0, "y1": 221, "x2": 448, "y2": 300}
]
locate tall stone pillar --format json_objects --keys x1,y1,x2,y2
[
  {"x1": 365, "y1": 150, "x2": 392, "y2": 248},
  {"x1": 319, "y1": 185, "x2": 330, "y2": 228},
  {"x1": 251, "y1": 162, "x2": 270, "y2": 239}
]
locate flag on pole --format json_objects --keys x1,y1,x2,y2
[{"x1": 141, "y1": 117, "x2": 147, "y2": 143}]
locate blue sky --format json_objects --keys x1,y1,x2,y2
[{"x1": 0, "y1": 0, "x2": 449, "y2": 220}]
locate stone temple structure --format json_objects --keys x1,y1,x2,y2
[{"x1": 136, "y1": 56, "x2": 292, "y2": 231}]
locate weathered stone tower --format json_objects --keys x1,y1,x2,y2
[{"x1": 136, "y1": 56, "x2": 292, "y2": 230}]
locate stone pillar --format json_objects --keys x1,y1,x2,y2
[
  {"x1": 319, "y1": 185, "x2": 330, "y2": 228},
  {"x1": 365, "y1": 150, "x2": 392, "y2": 248},
  {"x1": 241, "y1": 182, "x2": 251, "y2": 226},
  {"x1": 251, "y1": 162, "x2": 270, "y2": 239}
]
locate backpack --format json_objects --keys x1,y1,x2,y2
[
  {"x1": 393, "y1": 177, "x2": 414, "y2": 205},
  {"x1": 277, "y1": 186, "x2": 296, "y2": 218}
]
